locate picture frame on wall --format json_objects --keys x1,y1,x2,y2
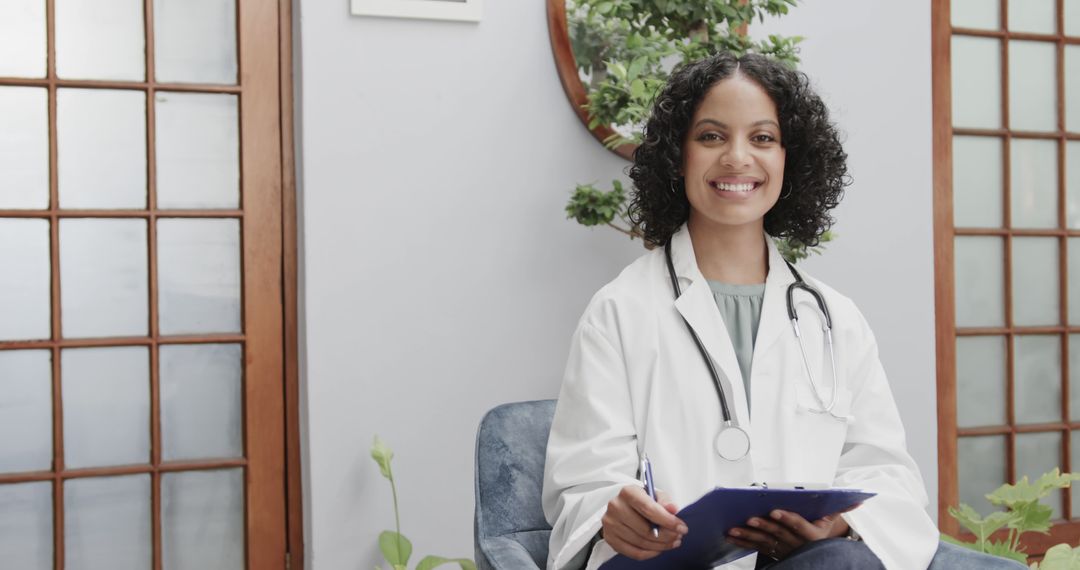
[{"x1": 350, "y1": 0, "x2": 483, "y2": 22}]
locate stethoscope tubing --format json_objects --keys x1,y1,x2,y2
[{"x1": 664, "y1": 239, "x2": 846, "y2": 444}]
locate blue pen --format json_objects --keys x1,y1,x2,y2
[{"x1": 640, "y1": 453, "x2": 660, "y2": 538}]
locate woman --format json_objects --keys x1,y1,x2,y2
[{"x1": 541, "y1": 52, "x2": 1022, "y2": 570}]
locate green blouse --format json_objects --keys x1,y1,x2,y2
[{"x1": 707, "y1": 280, "x2": 766, "y2": 408}]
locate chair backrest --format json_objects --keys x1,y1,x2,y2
[{"x1": 474, "y1": 399, "x2": 557, "y2": 570}]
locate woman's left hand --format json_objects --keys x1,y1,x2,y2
[{"x1": 726, "y1": 508, "x2": 852, "y2": 561}]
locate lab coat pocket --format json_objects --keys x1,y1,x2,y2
[{"x1": 794, "y1": 382, "x2": 853, "y2": 480}]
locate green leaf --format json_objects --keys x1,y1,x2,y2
[
  {"x1": 371, "y1": 435, "x2": 394, "y2": 479},
  {"x1": 1038, "y1": 543, "x2": 1080, "y2": 570},
  {"x1": 378, "y1": 531, "x2": 413, "y2": 567},
  {"x1": 989, "y1": 469, "x2": 1080, "y2": 508},
  {"x1": 1007, "y1": 500, "x2": 1053, "y2": 534},
  {"x1": 626, "y1": 56, "x2": 648, "y2": 81},
  {"x1": 416, "y1": 556, "x2": 477, "y2": 570},
  {"x1": 629, "y1": 78, "x2": 645, "y2": 100},
  {"x1": 982, "y1": 539, "x2": 1027, "y2": 564},
  {"x1": 947, "y1": 504, "x2": 1016, "y2": 546}
]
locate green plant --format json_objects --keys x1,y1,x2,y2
[
  {"x1": 563, "y1": 0, "x2": 827, "y2": 262},
  {"x1": 944, "y1": 468, "x2": 1080, "y2": 568},
  {"x1": 371, "y1": 436, "x2": 476, "y2": 570}
]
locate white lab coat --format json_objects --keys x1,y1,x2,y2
[{"x1": 542, "y1": 226, "x2": 938, "y2": 570}]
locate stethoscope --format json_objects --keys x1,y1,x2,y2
[{"x1": 664, "y1": 240, "x2": 843, "y2": 462}]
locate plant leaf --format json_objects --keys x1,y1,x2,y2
[
  {"x1": 378, "y1": 531, "x2": 413, "y2": 567},
  {"x1": 989, "y1": 469, "x2": 1080, "y2": 507},
  {"x1": 947, "y1": 504, "x2": 1016, "y2": 546},
  {"x1": 982, "y1": 539, "x2": 1028, "y2": 564},
  {"x1": 371, "y1": 435, "x2": 394, "y2": 479},
  {"x1": 1038, "y1": 543, "x2": 1080, "y2": 570},
  {"x1": 416, "y1": 556, "x2": 477, "y2": 570}
]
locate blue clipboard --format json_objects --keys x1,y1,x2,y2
[{"x1": 599, "y1": 486, "x2": 875, "y2": 570}]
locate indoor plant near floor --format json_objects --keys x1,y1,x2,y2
[
  {"x1": 371, "y1": 436, "x2": 476, "y2": 570},
  {"x1": 944, "y1": 468, "x2": 1080, "y2": 569}
]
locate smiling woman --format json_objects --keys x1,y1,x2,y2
[{"x1": 541, "y1": 51, "x2": 1028, "y2": 570}]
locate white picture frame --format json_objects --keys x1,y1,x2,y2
[{"x1": 350, "y1": 0, "x2": 483, "y2": 22}]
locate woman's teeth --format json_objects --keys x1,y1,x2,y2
[{"x1": 713, "y1": 182, "x2": 757, "y2": 192}]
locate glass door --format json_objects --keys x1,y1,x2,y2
[{"x1": 0, "y1": 0, "x2": 290, "y2": 567}]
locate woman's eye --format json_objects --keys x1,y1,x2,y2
[
  {"x1": 753, "y1": 134, "x2": 778, "y2": 143},
  {"x1": 698, "y1": 132, "x2": 722, "y2": 142}
]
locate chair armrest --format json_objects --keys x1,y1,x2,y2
[{"x1": 477, "y1": 535, "x2": 545, "y2": 570}]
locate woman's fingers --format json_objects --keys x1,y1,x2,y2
[
  {"x1": 625, "y1": 487, "x2": 687, "y2": 534},
  {"x1": 746, "y1": 516, "x2": 802, "y2": 547},
  {"x1": 602, "y1": 485, "x2": 686, "y2": 559},
  {"x1": 768, "y1": 510, "x2": 827, "y2": 541}
]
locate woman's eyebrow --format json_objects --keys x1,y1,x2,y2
[{"x1": 693, "y1": 118, "x2": 780, "y2": 129}]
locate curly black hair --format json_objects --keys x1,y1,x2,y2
[{"x1": 628, "y1": 51, "x2": 851, "y2": 248}]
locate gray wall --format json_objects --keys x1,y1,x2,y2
[{"x1": 295, "y1": 1, "x2": 936, "y2": 567}]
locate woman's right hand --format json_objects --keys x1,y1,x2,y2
[{"x1": 601, "y1": 485, "x2": 688, "y2": 560}]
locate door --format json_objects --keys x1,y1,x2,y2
[{"x1": 0, "y1": 0, "x2": 295, "y2": 567}]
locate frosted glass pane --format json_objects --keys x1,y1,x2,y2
[
  {"x1": 953, "y1": 37, "x2": 1002, "y2": 129},
  {"x1": 1067, "y1": 143, "x2": 1080, "y2": 228},
  {"x1": 55, "y1": 0, "x2": 144, "y2": 81},
  {"x1": 1014, "y1": 335, "x2": 1062, "y2": 424},
  {"x1": 1012, "y1": 237, "x2": 1059, "y2": 326},
  {"x1": 957, "y1": 336, "x2": 1007, "y2": 427},
  {"x1": 952, "y1": 0, "x2": 999, "y2": 29},
  {"x1": 62, "y1": 347, "x2": 150, "y2": 469},
  {"x1": 0, "y1": 219, "x2": 51, "y2": 341},
  {"x1": 1011, "y1": 138, "x2": 1059, "y2": 228},
  {"x1": 1067, "y1": 47, "x2": 1080, "y2": 133},
  {"x1": 0, "y1": 2, "x2": 46, "y2": 78},
  {"x1": 162, "y1": 469, "x2": 244, "y2": 570},
  {"x1": 1070, "y1": 336, "x2": 1080, "y2": 421},
  {"x1": 154, "y1": 0, "x2": 237, "y2": 84},
  {"x1": 955, "y1": 237, "x2": 1005, "y2": 327},
  {"x1": 161, "y1": 344, "x2": 243, "y2": 461},
  {"x1": 1069, "y1": 238, "x2": 1080, "y2": 324},
  {"x1": 958, "y1": 436, "x2": 1007, "y2": 516},
  {"x1": 1009, "y1": 41, "x2": 1057, "y2": 132},
  {"x1": 0, "y1": 351, "x2": 52, "y2": 473},
  {"x1": 0, "y1": 87, "x2": 49, "y2": 209},
  {"x1": 0, "y1": 482, "x2": 53, "y2": 570},
  {"x1": 158, "y1": 219, "x2": 241, "y2": 335},
  {"x1": 156, "y1": 93, "x2": 239, "y2": 209},
  {"x1": 1074, "y1": 432, "x2": 1080, "y2": 514},
  {"x1": 59, "y1": 219, "x2": 148, "y2": 338},
  {"x1": 1069, "y1": 0, "x2": 1080, "y2": 36},
  {"x1": 1009, "y1": 0, "x2": 1056, "y2": 34},
  {"x1": 1016, "y1": 432, "x2": 1063, "y2": 519},
  {"x1": 57, "y1": 89, "x2": 147, "y2": 209},
  {"x1": 65, "y1": 475, "x2": 151, "y2": 570},
  {"x1": 953, "y1": 136, "x2": 1003, "y2": 227}
]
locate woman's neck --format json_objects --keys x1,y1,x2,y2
[{"x1": 687, "y1": 218, "x2": 768, "y2": 285}]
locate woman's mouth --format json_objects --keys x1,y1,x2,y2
[{"x1": 708, "y1": 179, "x2": 762, "y2": 195}]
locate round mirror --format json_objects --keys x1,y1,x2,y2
[
  {"x1": 547, "y1": 0, "x2": 637, "y2": 161},
  {"x1": 547, "y1": 1, "x2": 801, "y2": 163}
]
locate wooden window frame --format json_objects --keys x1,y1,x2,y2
[
  {"x1": 934, "y1": 0, "x2": 1080, "y2": 552},
  {"x1": 0, "y1": 0, "x2": 302, "y2": 567}
]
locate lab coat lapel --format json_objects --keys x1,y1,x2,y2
[
  {"x1": 752, "y1": 236, "x2": 798, "y2": 360},
  {"x1": 668, "y1": 227, "x2": 751, "y2": 426}
]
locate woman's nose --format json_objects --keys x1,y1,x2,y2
[{"x1": 721, "y1": 140, "x2": 751, "y2": 168}]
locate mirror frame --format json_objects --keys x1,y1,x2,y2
[{"x1": 546, "y1": 0, "x2": 637, "y2": 161}]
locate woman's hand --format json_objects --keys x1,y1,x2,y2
[
  {"x1": 602, "y1": 485, "x2": 688, "y2": 561},
  {"x1": 726, "y1": 506, "x2": 859, "y2": 561}
]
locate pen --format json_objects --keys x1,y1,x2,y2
[{"x1": 640, "y1": 452, "x2": 660, "y2": 538}]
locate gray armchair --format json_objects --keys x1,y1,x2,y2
[{"x1": 474, "y1": 400, "x2": 556, "y2": 570}]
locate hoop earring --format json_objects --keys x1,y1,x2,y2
[
  {"x1": 670, "y1": 178, "x2": 682, "y2": 195},
  {"x1": 779, "y1": 182, "x2": 793, "y2": 200}
]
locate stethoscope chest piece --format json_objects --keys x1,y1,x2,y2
[{"x1": 715, "y1": 422, "x2": 750, "y2": 461}]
